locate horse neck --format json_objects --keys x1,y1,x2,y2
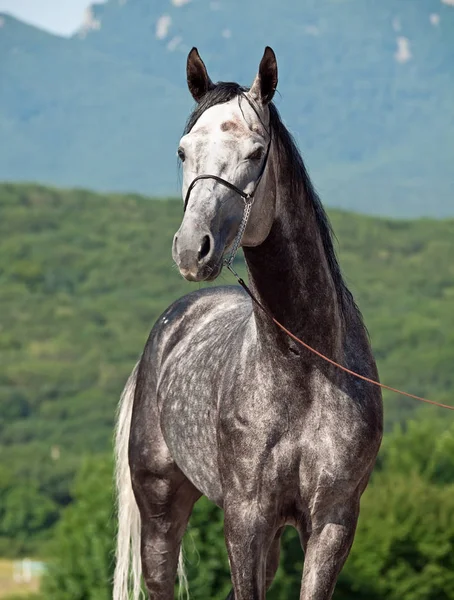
[{"x1": 243, "y1": 153, "x2": 344, "y2": 360}]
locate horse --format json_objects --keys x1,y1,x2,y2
[{"x1": 113, "y1": 46, "x2": 383, "y2": 600}]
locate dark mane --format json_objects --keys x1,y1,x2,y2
[{"x1": 184, "y1": 82, "x2": 360, "y2": 321}]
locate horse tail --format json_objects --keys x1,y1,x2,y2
[
  {"x1": 113, "y1": 362, "x2": 143, "y2": 600},
  {"x1": 113, "y1": 360, "x2": 189, "y2": 599},
  {"x1": 178, "y1": 549, "x2": 189, "y2": 599}
]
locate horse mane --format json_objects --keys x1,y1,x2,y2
[{"x1": 184, "y1": 82, "x2": 361, "y2": 322}]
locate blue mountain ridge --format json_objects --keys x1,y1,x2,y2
[{"x1": 0, "y1": 0, "x2": 453, "y2": 216}]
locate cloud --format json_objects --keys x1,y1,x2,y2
[
  {"x1": 395, "y1": 37, "x2": 412, "y2": 64},
  {"x1": 156, "y1": 14, "x2": 171, "y2": 40},
  {"x1": 392, "y1": 16, "x2": 401, "y2": 32},
  {"x1": 304, "y1": 25, "x2": 320, "y2": 36},
  {"x1": 78, "y1": 6, "x2": 101, "y2": 39},
  {"x1": 167, "y1": 35, "x2": 182, "y2": 51}
]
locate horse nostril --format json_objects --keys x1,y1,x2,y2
[{"x1": 198, "y1": 235, "x2": 211, "y2": 262}]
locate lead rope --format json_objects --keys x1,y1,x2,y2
[{"x1": 225, "y1": 207, "x2": 454, "y2": 412}]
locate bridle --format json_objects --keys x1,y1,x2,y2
[
  {"x1": 183, "y1": 93, "x2": 272, "y2": 268},
  {"x1": 179, "y1": 93, "x2": 454, "y2": 413}
]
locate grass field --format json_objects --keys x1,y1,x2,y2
[{"x1": 0, "y1": 560, "x2": 41, "y2": 598}]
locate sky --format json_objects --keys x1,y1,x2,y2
[
  {"x1": 0, "y1": 0, "x2": 106, "y2": 36},
  {"x1": 2, "y1": 0, "x2": 453, "y2": 36}
]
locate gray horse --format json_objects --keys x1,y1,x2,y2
[{"x1": 114, "y1": 47, "x2": 383, "y2": 600}]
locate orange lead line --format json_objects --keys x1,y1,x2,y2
[{"x1": 235, "y1": 275, "x2": 454, "y2": 412}]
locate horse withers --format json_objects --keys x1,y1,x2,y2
[{"x1": 114, "y1": 47, "x2": 383, "y2": 600}]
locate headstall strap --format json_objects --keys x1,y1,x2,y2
[{"x1": 182, "y1": 94, "x2": 272, "y2": 267}]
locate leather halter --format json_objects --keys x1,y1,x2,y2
[{"x1": 183, "y1": 94, "x2": 272, "y2": 213}]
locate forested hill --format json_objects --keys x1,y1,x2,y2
[
  {"x1": 0, "y1": 183, "x2": 453, "y2": 555},
  {"x1": 1, "y1": 0, "x2": 453, "y2": 216}
]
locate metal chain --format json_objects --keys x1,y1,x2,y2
[{"x1": 223, "y1": 198, "x2": 253, "y2": 269}]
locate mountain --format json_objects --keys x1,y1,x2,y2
[{"x1": 0, "y1": 0, "x2": 453, "y2": 216}]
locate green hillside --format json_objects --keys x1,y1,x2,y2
[
  {"x1": 0, "y1": 0, "x2": 453, "y2": 216},
  {"x1": 0, "y1": 183, "x2": 453, "y2": 555}
]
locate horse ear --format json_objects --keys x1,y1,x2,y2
[
  {"x1": 249, "y1": 46, "x2": 278, "y2": 105},
  {"x1": 187, "y1": 47, "x2": 215, "y2": 102}
]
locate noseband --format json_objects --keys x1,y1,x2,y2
[{"x1": 183, "y1": 94, "x2": 272, "y2": 267}]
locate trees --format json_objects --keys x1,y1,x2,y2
[
  {"x1": 343, "y1": 471, "x2": 454, "y2": 600},
  {"x1": 41, "y1": 457, "x2": 115, "y2": 600},
  {"x1": 2, "y1": 183, "x2": 454, "y2": 597},
  {"x1": 340, "y1": 417, "x2": 454, "y2": 600},
  {"x1": 0, "y1": 465, "x2": 58, "y2": 557},
  {"x1": 1, "y1": 184, "x2": 454, "y2": 558}
]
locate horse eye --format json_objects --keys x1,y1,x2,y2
[
  {"x1": 177, "y1": 147, "x2": 186, "y2": 162},
  {"x1": 247, "y1": 147, "x2": 263, "y2": 161}
]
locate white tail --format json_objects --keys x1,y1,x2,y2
[
  {"x1": 113, "y1": 362, "x2": 188, "y2": 600},
  {"x1": 113, "y1": 363, "x2": 143, "y2": 600}
]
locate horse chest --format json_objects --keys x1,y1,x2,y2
[{"x1": 219, "y1": 367, "x2": 377, "y2": 508}]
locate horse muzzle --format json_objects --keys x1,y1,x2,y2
[{"x1": 172, "y1": 230, "x2": 223, "y2": 282}]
